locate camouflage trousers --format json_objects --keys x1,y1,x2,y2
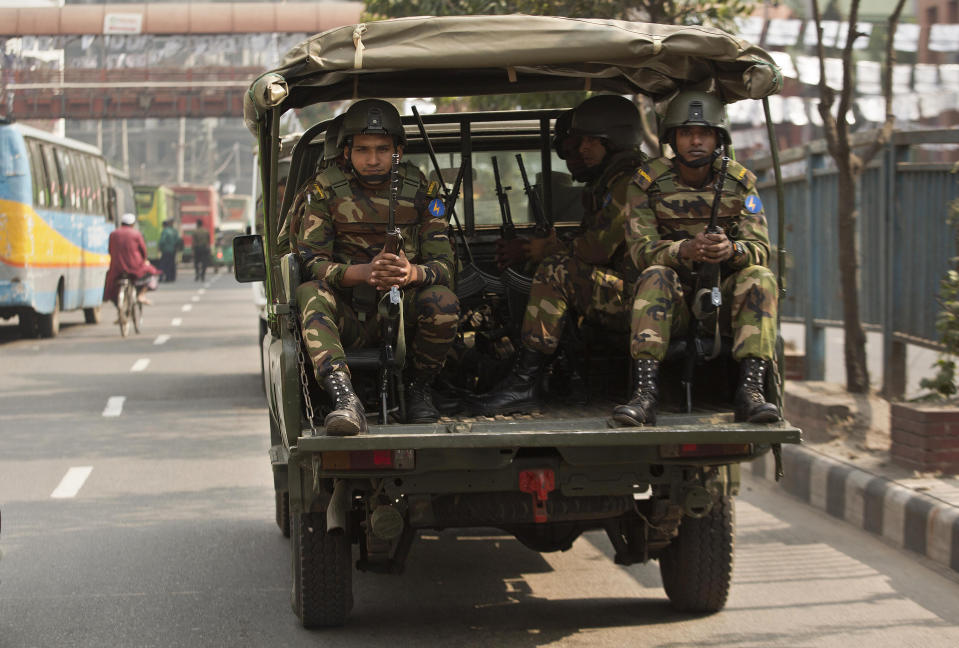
[
  {"x1": 296, "y1": 280, "x2": 460, "y2": 379},
  {"x1": 521, "y1": 252, "x2": 630, "y2": 355},
  {"x1": 629, "y1": 264, "x2": 778, "y2": 361}
]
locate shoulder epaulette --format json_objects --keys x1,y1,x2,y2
[
  {"x1": 315, "y1": 164, "x2": 352, "y2": 199},
  {"x1": 632, "y1": 157, "x2": 671, "y2": 191},
  {"x1": 722, "y1": 159, "x2": 756, "y2": 190}
]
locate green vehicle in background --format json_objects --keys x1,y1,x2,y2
[
  {"x1": 237, "y1": 15, "x2": 802, "y2": 629},
  {"x1": 134, "y1": 185, "x2": 178, "y2": 264}
]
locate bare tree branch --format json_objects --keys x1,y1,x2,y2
[
  {"x1": 812, "y1": 0, "x2": 840, "y2": 162},
  {"x1": 860, "y1": 0, "x2": 907, "y2": 166}
]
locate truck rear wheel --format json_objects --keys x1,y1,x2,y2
[
  {"x1": 659, "y1": 494, "x2": 734, "y2": 613},
  {"x1": 291, "y1": 511, "x2": 353, "y2": 628}
]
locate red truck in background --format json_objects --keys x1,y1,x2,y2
[{"x1": 171, "y1": 185, "x2": 220, "y2": 262}]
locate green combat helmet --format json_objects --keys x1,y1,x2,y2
[
  {"x1": 337, "y1": 98, "x2": 407, "y2": 149},
  {"x1": 323, "y1": 113, "x2": 345, "y2": 162},
  {"x1": 658, "y1": 90, "x2": 731, "y2": 147},
  {"x1": 551, "y1": 109, "x2": 575, "y2": 159},
  {"x1": 569, "y1": 94, "x2": 641, "y2": 153}
]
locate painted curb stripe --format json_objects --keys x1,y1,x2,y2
[{"x1": 751, "y1": 444, "x2": 959, "y2": 576}]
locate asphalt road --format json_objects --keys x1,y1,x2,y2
[{"x1": 1, "y1": 271, "x2": 958, "y2": 647}]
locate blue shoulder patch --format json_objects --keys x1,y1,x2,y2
[
  {"x1": 602, "y1": 192, "x2": 612, "y2": 208},
  {"x1": 428, "y1": 198, "x2": 446, "y2": 218},
  {"x1": 744, "y1": 193, "x2": 763, "y2": 214}
]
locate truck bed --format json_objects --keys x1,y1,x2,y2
[{"x1": 295, "y1": 398, "x2": 802, "y2": 451}]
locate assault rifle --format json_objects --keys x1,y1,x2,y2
[
  {"x1": 380, "y1": 152, "x2": 404, "y2": 423},
  {"x1": 682, "y1": 155, "x2": 729, "y2": 412},
  {"x1": 409, "y1": 106, "x2": 505, "y2": 298},
  {"x1": 514, "y1": 153, "x2": 552, "y2": 237},
  {"x1": 491, "y1": 156, "x2": 515, "y2": 241}
]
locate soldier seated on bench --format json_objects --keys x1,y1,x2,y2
[
  {"x1": 613, "y1": 90, "x2": 781, "y2": 427},
  {"x1": 469, "y1": 95, "x2": 647, "y2": 416},
  {"x1": 288, "y1": 99, "x2": 460, "y2": 435}
]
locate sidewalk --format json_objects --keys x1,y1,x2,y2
[{"x1": 749, "y1": 381, "x2": 959, "y2": 576}]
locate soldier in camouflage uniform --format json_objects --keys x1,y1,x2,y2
[
  {"x1": 470, "y1": 95, "x2": 646, "y2": 415},
  {"x1": 276, "y1": 114, "x2": 344, "y2": 254},
  {"x1": 291, "y1": 99, "x2": 459, "y2": 435},
  {"x1": 613, "y1": 90, "x2": 780, "y2": 426}
]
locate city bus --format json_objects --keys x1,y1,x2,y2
[
  {"x1": 134, "y1": 184, "x2": 177, "y2": 262},
  {"x1": 171, "y1": 184, "x2": 219, "y2": 262},
  {"x1": 107, "y1": 166, "x2": 135, "y2": 225},
  {"x1": 0, "y1": 120, "x2": 115, "y2": 337}
]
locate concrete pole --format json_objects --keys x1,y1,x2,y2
[
  {"x1": 121, "y1": 118, "x2": 129, "y2": 175},
  {"x1": 177, "y1": 117, "x2": 186, "y2": 184}
]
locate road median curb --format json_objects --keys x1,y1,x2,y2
[{"x1": 749, "y1": 444, "x2": 959, "y2": 575}]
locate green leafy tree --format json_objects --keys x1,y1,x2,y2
[{"x1": 919, "y1": 163, "x2": 959, "y2": 400}]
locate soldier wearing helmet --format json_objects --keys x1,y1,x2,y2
[
  {"x1": 276, "y1": 114, "x2": 346, "y2": 253},
  {"x1": 471, "y1": 95, "x2": 647, "y2": 416},
  {"x1": 290, "y1": 99, "x2": 459, "y2": 435},
  {"x1": 613, "y1": 90, "x2": 780, "y2": 427}
]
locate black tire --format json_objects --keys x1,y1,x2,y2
[
  {"x1": 37, "y1": 291, "x2": 60, "y2": 338},
  {"x1": 83, "y1": 306, "x2": 101, "y2": 324},
  {"x1": 659, "y1": 495, "x2": 734, "y2": 613},
  {"x1": 291, "y1": 511, "x2": 353, "y2": 628},
  {"x1": 18, "y1": 311, "x2": 37, "y2": 338},
  {"x1": 276, "y1": 490, "x2": 291, "y2": 538}
]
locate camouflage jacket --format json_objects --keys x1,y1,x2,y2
[
  {"x1": 294, "y1": 161, "x2": 453, "y2": 290},
  {"x1": 547, "y1": 150, "x2": 646, "y2": 281},
  {"x1": 625, "y1": 155, "x2": 771, "y2": 277}
]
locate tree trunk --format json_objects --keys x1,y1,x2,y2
[{"x1": 836, "y1": 164, "x2": 870, "y2": 392}]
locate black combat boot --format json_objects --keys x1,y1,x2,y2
[
  {"x1": 468, "y1": 347, "x2": 551, "y2": 416},
  {"x1": 612, "y1": 358, "x2": 659, "y2": 426},
  {"x1": 407, "y1": 372, "x2": 441, "y2": 423},
  {"x1": 735, "y1": 357, "x2": 781, "y2": 423},
  {"x1": 321, "y1": 370, "x2": 368, "y2": 436}
]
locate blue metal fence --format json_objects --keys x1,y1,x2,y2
[{"x1": 752, "y1": 128, "x2": 959, "y2": 391}]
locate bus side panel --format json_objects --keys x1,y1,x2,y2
[{"x1": 0, "y1": 200, "x2": 110, "y2": 314}]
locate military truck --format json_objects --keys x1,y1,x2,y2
[{"x1": 235, "y1": 15, "x2": 801, "y2": 628}]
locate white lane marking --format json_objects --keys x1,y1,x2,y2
[
  {"x1": 198, "y1": 289, "x2": 206, "y2": 295},
  {"x1": 130, "y1": 358, "x2": 150, "y2": 372},
  {"x1": 51, "y1": 466, "x2": 93, "y2": 499},
  {"x1": 181, "y1": 304, "x2": 192, "y2": 312},
  {"x1": 102, "y1": 396, "x2": 125, "y2": 417},
  {"x1": 191, "y1": 296, "x2": 200, "y2": 302},
  {"x1": 154, "y1": 334, "x2": 171, "y2": 345},
  {"x1": 171, "y1": 318, "x2": 182, "y2": 327}
]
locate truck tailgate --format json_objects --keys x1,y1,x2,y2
[{"x1": 295, "y1": 413, "x2": 801, "y2": 451}]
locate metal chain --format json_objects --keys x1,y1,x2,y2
[{"x1": 288, "y1": 309, "x2": 320, "y2": 437}]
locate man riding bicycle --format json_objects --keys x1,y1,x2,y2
[{"x1": 104, "y1": 213, "x2": 160, "y2": 306}]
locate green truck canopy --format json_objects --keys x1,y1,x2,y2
[{"x1": 245, "y1": 14, "x2": 783, "y2": 133}]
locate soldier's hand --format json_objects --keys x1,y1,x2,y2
[
  {"x1": 682, "y1": 228, "x2": 733, "y2": 264},
  {"x1": 495, "y1": 237, "x2": 530, "y2": 270},
  {"x1": 527, "y1": 228, "x2": 558, "y2": 263},
  {"x1": 370, "y1": 249, "x2": 414, "y2": 289}
]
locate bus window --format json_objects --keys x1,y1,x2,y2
[
  {"x1": 92, "y1": 158, "x2": 109, "y2": 217},
  {"x1": 79, "y1": 154, "x2": 100, "y2": 215},
  {"x1": 40, "y1": 145, "x2": 62, "y2": 208},
  {"x1": 26, "y1": 139, "x2": 48, "y2": 207}
]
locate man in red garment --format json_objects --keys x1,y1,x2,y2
[{"x1": 104, "y1": 213, "x2": 160, "y2": 305}]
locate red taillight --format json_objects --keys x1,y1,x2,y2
[
  {"x1": 660, "y1": 443, "x2": 752, "y2": 459},
  {"x1": 320, "y1": 449, "x2": 414, "y2": 470}
]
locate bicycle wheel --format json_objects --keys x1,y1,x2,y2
[
  {"x1": 117, "y1": 282, "x2": 131, "y2": 337},
  {"x1": 132, "y1": 295, "x2": 143, "y2": 334}
]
